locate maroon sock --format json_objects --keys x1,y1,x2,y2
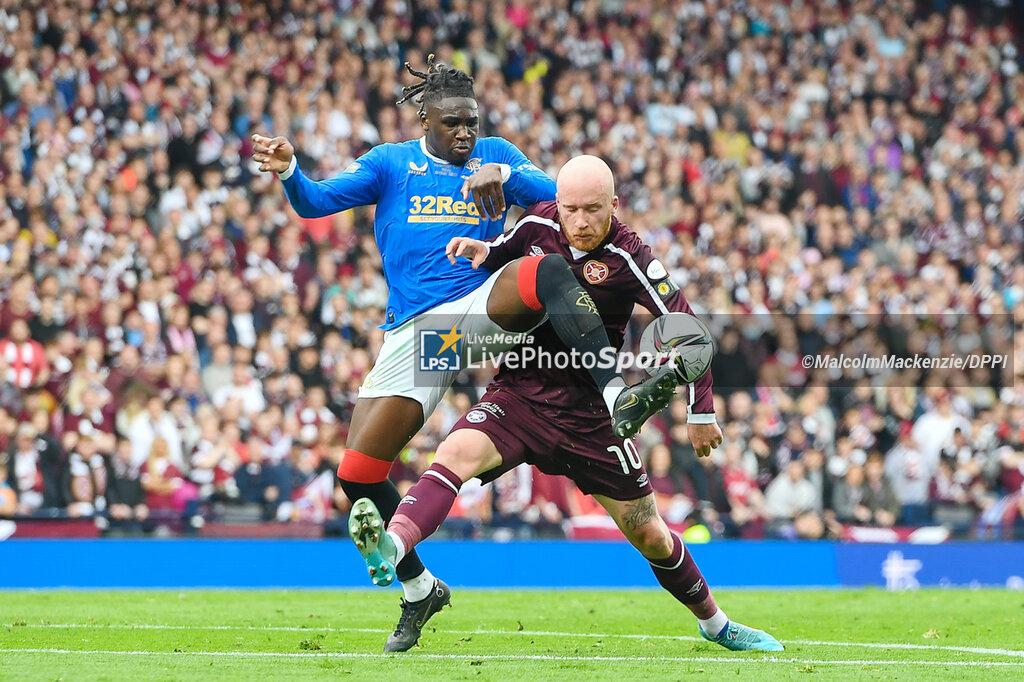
[
  {"x1": 387, "y1": 463, "x2": 464, "y2": 555},
  {"x1": 648, "y1": 533, "x2": 712, "y2": 606}
]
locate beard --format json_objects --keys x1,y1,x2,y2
[{"x1": 567, "y1": 213, "x2": 613, "y2": 252}]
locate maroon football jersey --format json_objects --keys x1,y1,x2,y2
[{"x1": 480, "y1": 200, "x2": 715, "y2": 424}]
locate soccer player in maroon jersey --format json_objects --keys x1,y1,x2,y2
[{"x1": 350, "y1": 155, "x2": 783, "y2": 652}]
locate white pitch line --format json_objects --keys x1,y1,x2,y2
[
  {"x1": 792, "y1": 638, "x2": 1024, "y2": 660},
  {"x1": 1, "y1": 648, "x2": 1024, "y2": 667},
  {"x1": 474, "y1": 629, "x2": 1024, "y2": 660},
  {"x1": 16, "y1": 624, "x2": 1024, "y2": 660}
]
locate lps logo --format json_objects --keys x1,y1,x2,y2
[
  {"x1": 419, "y1": 326, "x2": 463, "y2": 371},
  {"x1": 465, "y1": 410, "x2": 487, "y2": 423}
]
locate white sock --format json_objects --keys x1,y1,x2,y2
[
  {"x1": 402, "y1": 568, "x2": 436, "y2": 602},
  {"x1": 698, "y1": 609, "x2": 729, "y2": 637},
  {"x1": 602, "y1": 377, "x2": 627, "y2": 415},
  {"x1": 388, "y1": 531, "x2": 407, "y2": 566}
]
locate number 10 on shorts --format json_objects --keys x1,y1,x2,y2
[{"x1": 609, "y1": 440, "x2": 643, "y2": 474}]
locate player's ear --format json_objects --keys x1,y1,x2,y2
[
  {"x1": 611, "y1": 195, "x2": 619, "y2": 212},
  {"x1": 419, "y1": 110, "x2": 429, "y2": 131}
]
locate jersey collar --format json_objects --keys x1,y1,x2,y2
[{"x1": 419, "y1": 137, "x2": 450, "y2": 165}]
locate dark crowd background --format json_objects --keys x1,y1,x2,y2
[{"x1": 1, "y1": 0, "x2": 1023, "y2": 541}]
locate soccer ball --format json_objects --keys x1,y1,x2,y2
[{"x1": 638, "y1": 312, "x2": 715, "y2": 384}]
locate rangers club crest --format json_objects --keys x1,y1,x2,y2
[
  {"x1": 465, "y1": 158, "x2": 483, "y2": 173},
  {"x1": 583, "y1": 260, "x2": 609, "y2": 284}
]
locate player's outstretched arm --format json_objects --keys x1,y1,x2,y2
[
  {"x1": 252, "y1": 133, "x2": 384, "y2": 219},
  {"x1": 251, "y1": 134, "x2": 294, "y2": 173}
]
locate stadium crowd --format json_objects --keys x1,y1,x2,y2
[{"x1": 1, "y1": 0, "x2": 1023, "y2": 540}]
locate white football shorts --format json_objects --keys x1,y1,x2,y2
[{"x1": 358, "y1": 263, "x2": 545, "y2": 419}]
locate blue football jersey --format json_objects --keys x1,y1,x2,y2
[{"x1": 280, "y1": 137, "x2": 556, "y2": 329}]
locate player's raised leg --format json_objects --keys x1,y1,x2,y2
[
  {"x1": 596, "y1": 493, "x2": 784, "y2": 652},
  {"x1": 487, "y1": 254, "x2": 677, "y2": 437}
]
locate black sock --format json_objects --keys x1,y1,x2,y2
[
  {"x1": 339, "y1": 477, "x2": 426, "y2": 582},
  {"x1": 534, "y1": 255, "x2": 623, "y2": 393}
]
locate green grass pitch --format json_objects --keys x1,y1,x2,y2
[{"x1": 1, "y1": 589, "x2": 1022, "y2": 680}]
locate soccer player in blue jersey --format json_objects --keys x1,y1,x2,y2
[{"x1": 251, "y1": 57, "x2": 678, "y2": 651}]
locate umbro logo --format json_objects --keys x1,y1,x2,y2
[
  {"x1": 399, "y1": 495, "x2": 417, "y2": 506},
  {"x1": 686, "y1": 579, "x2": 704, "y2": 596},
  {"x1": 530, "y1": 245, "x2": 544, "y2": 257},
  {"x1": 408, "y1": 161, "x2": 428, "y2": 175},
  {"x1": 636, "y1": 473, "x2": 649, "y2": 487}
]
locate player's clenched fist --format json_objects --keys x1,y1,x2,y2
[
  {"x1": 251, "y1": 134, "x2": 295, "y2": 173},
  {"x1": 445, "y1": 237, "x2": 488, "y2": 269}
]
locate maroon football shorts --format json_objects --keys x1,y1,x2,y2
[{"x1": 451, "y1": 387, "x2": 654, "y2": 501}]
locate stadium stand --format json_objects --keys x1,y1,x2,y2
[{"x1": 1, "y1": 0, "x2": 1022, "y2": 542}]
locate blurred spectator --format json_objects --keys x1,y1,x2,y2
[
  {"x1": 212, "y1": 362, "x2": 266, "y2": 424},
  {"x1": 235, "y1": 435, "x2": 289, "y2": 520},
  {"x1": 833, "y1": 464, "x2": 870, "y2": 525},
  {"x1": 929, "y1": 456, "x2": 985, "y2": 529},
  {"x1": 5, "y1": 424, "x2": 47, "y2": 515},
  {"x1": 0, "y1": 461, "x2": 17, "y2": 517},
  {"x1": 885, "y1": 422, "x2": 936, "y2": 525},
  {"x1": 720, "y1": 442, "x2": 765, "y2": 535},
  {"x1": 648, "y1": 443, "x2": 696, "y2": 524},
  {"x1": 862, "y1": 455, "x2": 901, "y2": 527},
  {"x1": 25, "y1": 410, "x2": 64, "y2": 510},
  {"x1": 1, "y1": 319, "x2": 48, "y2": 389},
  {"x1": 63, "y1": 433, "x2": 109, "y2": 518},
  {"x1": 201, "y1": 344, "x2": 234, "y2": 398},
  {"x1": 140, "y1": 437, "x2": 198, "y2": 518},
  {"x1": 912, "y1": 391, "x2": 970, "y2": 465},
  {"x1": 129, "y1": 395, "x2": 185, "y2": 470},
  {"x1": 105, "y1": 438, "x2": 149, "y2": 524},
  {"x1": 189, "y1": 408, "x2": 241, "y2": 501},
  {"x1": 764, "y1": 460, "x2": 825, "y2": 539},
  {"x1": 997, "y1": 448, "x2": 1024, "y2": 497},
  {"x1": 62, "y1": 386, "x2": 115, "y2": 454}
]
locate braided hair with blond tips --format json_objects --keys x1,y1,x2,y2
[{"x1": 396, "y1": 54, "x2": 476, "y2": 114}]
